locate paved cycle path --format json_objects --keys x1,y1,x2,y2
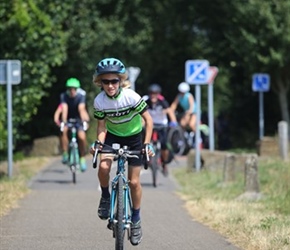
[{"x1": 0, "y1": 157, "x2": 240, "y2": 250}]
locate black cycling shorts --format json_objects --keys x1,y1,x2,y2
[{"x1": 104, "y1": 131, "x2": 143, "y2": 167}]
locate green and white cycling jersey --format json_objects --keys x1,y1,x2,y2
[{"x1": 93, "y1": 88, "x2": 147, "y2": 137}]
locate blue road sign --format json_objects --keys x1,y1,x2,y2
[
  {"x1": 252, "y1": 73, "x2": 270, "y2": 92},
  {"x1": 0, "y1": 60, "x2": 21, "y2": 85},
  {"x1": 185, "y1": 60, "x2": 209, "y2": 84}
]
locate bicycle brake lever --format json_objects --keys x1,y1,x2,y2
[{"x1": 92, "y1": 143, "x2": 98, "y2": 168}]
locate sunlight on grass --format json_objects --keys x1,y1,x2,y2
[
  {"x1": 0, "y1": 157, "x2": 51, "y2": 217},
  {"x1": 174, "y1": 158, "x2": 290, "y2": 250}
]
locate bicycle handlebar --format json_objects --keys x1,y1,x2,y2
[
  {"x1": 60, "y1": 119, "x2": 88, "y2": 132},
  {"x1": 92, "y1": 140, "x2": 149, "y2": 169}
]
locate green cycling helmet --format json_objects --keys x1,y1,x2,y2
[
  {"x1": 66, "y1": 78, "x2": 80, "y2": 88},
  {"x1": 95, "y1": 58, "x2": 126, "y2": 76}
]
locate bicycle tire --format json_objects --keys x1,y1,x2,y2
[
  {"x1": 70, "y1": 146, "x2": 77, "y2": 184},
  {"x1": 167, "y1": 127, "x2": 187, "y2": 156},
  {"x1": 150, "y1": 152, "x2": 159, "y2": 188},
  {"x1": 115, "y1": 175, "x2": 125, "y2": 250}
]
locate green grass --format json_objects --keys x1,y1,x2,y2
[
  {"x1": 0, "y1": 157, "x2": 51, "y2": 217},
  {"x1": 173, "y1": 157, "x2": 290, "y2": 250}
]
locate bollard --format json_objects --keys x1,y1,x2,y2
[
  {"x1": 223, "y1": 153, "x2": 236, "y2": 183},
  {"x1": 278, "y1": 121, "x2": 288, "y2": 161},
  {"x1": 244, "y1": 154, "x2": 259, "y2": 193}
]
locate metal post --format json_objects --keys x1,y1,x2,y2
[
  {"x1": 259, "y1": 91, "x2": 264, "y2": 140},
  {"x1": 7, "y1": 60, "x2": 13, "y2": 177},
  {"x1": 208, "y1": 83, "x2": 215, "y2": 151},
  {"x1": 195, "y1": 85, "x2": 201, "y2": 171},
  {"x1": 278, "y1": 121, "x2": 288, "y2": 161}
]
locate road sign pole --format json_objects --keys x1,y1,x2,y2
[
  {"x1": 195, "y1": 85, "x2": 201, "y2": 171},
  {"x1": 259, "y1": 91, "x2": 264, "y2": 140},
  {"x1": 7, "y1": 60, "x2": 13, "y2": 177},
  {"x1": 208, "y1": 83, "x2": 215, "y2": 151}
]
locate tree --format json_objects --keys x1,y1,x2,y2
[
  {"x1": 193, "y1": 0, "x2": 290, "y2": 125},
  {"x1": 0, "y1": 0, "x2": 67, "y2": 153}
]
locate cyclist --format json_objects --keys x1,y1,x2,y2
[
  {"x1": 91, "y1": 57, "x2": 154, "y2": 246},
  {"x1": 145, "y1": 84, "x2": 177, "y2": 176},
  {"x1": 59, "y1": 78, "x2": 90, "y2": 172},
  {"x1": 170, "y1": 82, "x2": 197, "y2": 133}
]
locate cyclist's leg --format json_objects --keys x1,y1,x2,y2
[
  {"x1": 61, "y1": 126, "x2": 69, "y2": 163},
  {"x1": 77, "y1": 130, "x2": 86, "y2": 157},
  {"x1": 77, "y1": 128, "x2": 87, "y2": 171},
  {"x1": 159, "y1": 128, "x2": 169, "y2": 176},
  {"x1": 180, "y1": 112, "x2": 190, "y2": 128},
  {"x1": 128, "y1": 166, "x2": 142, "y2": 212},
  {"x1": 128, "y1": 165, "x2": 143, "y2": 245},
  {"x1": 98, "y1": 155, "x2": 113, "y2": 219},
  {"x1": 189, "y1": 113, "x2": 197, "y2": 132}
]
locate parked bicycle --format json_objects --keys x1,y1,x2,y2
[
  {"x1": 92, "y1": 140, "x2": 148, "y2": 250},
  {"x1": 61, "y1": 118, "x2": 86, "y2": 184}
]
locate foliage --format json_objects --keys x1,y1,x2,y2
[
  {"x1": 0, "y1": 0, "x2": 67, "y2": 152},
  {"x1": 1, "y1": 0, "x2": 290, "y2": 154}
]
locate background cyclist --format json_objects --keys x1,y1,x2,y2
[
  {"x1": 91, "y1": 57, "x2": 154, "y2": 246},
  {"x1": 145, "y1": 84, "x2": 177, "y2": 176},
  {"x1": 58, "y1": 78, "x2": 90, "y2": 172},
  {"x1": 170, "y1": 82, "x2": 197, "y2": 133}
]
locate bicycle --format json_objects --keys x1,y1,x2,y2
[
  {"x1": 92, "y1": 140, "x2": 148, "y2": 250},
  {"x1": 149, "y1": 125, "x2": 167, "y2": 187},
  {"x1": 167, "y1": 111, "x2": 209, "y2": 155},
  {"x1": 61, "y1": 118, "x2": 84, "y2": 184}
]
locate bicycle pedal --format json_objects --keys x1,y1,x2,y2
[{"x1": 107, "y1": 221, "x2": 113, "y2": 230}]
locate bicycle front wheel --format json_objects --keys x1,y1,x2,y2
[
  {"x1": 115, "y1": 175, "x2": 125, "y2": 250},
  {"x1": 70, "y1": 146, "x2": 78, "y2": 184},
  {"x1": 150, "y1": 153, "x2": 159, "y2": 188}
]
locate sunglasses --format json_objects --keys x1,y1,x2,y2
[{"x1": 101, "y1": 79, "x2": 120, "y2": 85}]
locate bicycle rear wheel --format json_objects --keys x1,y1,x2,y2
[
  {"x1": 115, "y1": 175, "x2": 125, "y2": 250},
  {"x1": 167, "y1": 127, "x2": 187, "y2": 155}
]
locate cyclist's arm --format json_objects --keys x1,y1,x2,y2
[
  {"x1": 78, "y1": 103, "x2": 90, "y2": 122},
  {"x1": 170, "y1": 96, "x2": 178, "y2": 112},
  {"x1": 61, "y1": 103, "x2": 68, "y2": 123},
  {"x1": 141, "y1": 110, "x2": 153, "y2": 144},
  {"x1": 96, "y1": 119, "x2": 106, "y2": 143},
  {"x1": 53, "y1": 105, "x2": 62, "y2": 125},
  {"x1": 165, "y1": 107, "x2": 177, "y2": 123}
]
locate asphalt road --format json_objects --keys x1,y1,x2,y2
[{"x1": 0, "y1": 156, "x2": 241, "y2": 250}]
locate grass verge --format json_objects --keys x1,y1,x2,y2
[
  {"x1": 173, "y1": 157, "x2": 290, "y2": 250},
  {"x1": 0, "y1": 157, "x2": 52, "y2": 217}
]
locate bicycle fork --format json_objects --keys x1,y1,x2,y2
[{"x1": 108, "y1": 174, "x2": 132, "y2": 238}]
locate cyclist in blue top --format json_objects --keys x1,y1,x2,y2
[
  {"x1": 90, "y1": 57, "x2": 154, "y2": 246},
  {"x1": 170, "y1": 82, "x2": 197, "y2": 133}
]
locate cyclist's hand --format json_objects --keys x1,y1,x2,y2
[
  {"x1": 83, "y1": 121, "x2": 89, "y2": 131},
  {"x1": 143, "y1": 143, "x2": 155, "y2": 158},
  {"x1": 90, "y1": 141, "x2": 103, "y2": 155},
  {"x1": 60, "y1": 122, "x2": 65, "y2": 132},
  {"x1": 169, "y1": 121, "x2": 178, "y2": 127}
]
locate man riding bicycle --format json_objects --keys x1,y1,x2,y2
[
  {"x1": 90, "y1": 57, "x2": 154, "y2": 246},
  {"x1": 145, "y1": 84, "x2": 177, "y2": 176},
  {"x1": 58, "y1": 77, "x2": 90, "y2": 172}
]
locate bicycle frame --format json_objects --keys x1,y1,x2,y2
[
  {"x1": 66, "y1": 119, "x2": 80, "y2": 183},
  {"x1": 92, "y1": 142, "x2": 146, "y2": 250},
  {"x1": 109, "y1": 154, "x2": 132, "y2": 232}
]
